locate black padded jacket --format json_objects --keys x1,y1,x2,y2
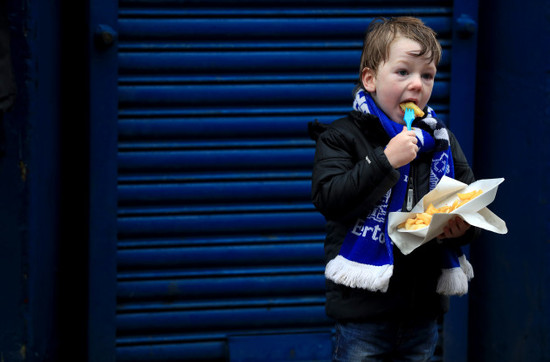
[{"x1": 309, "y1": 110, "x2": 478, "y2": 323}]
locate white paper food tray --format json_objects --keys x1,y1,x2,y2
[{"x1": 388, "y1": 176, "x2": 508, "y2": 255}]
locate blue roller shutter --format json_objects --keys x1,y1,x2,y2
[{"x1": 87, "y1": 1, "x2": 477, "y2": 360}]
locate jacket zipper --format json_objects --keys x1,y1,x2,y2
[{"x1": 406, "y1": 165, "x2": 415, "y2": 211}]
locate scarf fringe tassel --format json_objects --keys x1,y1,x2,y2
[
  {"x1": 459, "y1": 254, "x2": 474, "y2": 280},
  {"x1": 437, "y1": 254, "x2": 474, "y2": 296},
  {"x1": 325, "y1": 255, "x2": 393, "y2": 292},
  {"x1": 436, "y1": 268, "x2": 469, "y2": 296},
  {"x1": 327, "y1": 255, "x2": 475, "y2": 296}
]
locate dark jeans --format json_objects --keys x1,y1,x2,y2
[{"x1": 332, "y1": 318, "x2": 439, "y2": 362}]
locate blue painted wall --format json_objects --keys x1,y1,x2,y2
[
  {"x1": 1, "y1": 0, "x2": 64, "y2": 360},
  {"x1": 0, "y1": 1, "x2": 54, "y2": 360},
  {"x1": 0, "y1": 1, "x2": 89, "y2": 361},
  {"x1": 469, "y1": 0, "x2": 550, "y2": 360}
]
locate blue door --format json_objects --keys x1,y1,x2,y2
[{"x1": 87, "y1": 1, "x2": 479, "y2": 361}]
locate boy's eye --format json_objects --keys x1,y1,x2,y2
[
  {"x1": 422, "y1": 73, "x2": 435, "y2": 80},
  {"x1": 398, "y1": 70, "x2": 408, "y2": 76}
]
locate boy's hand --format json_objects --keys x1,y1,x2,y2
[
  {"x1": 437, "y1": 217, "x2": 471, "y2": 240},
  {"x1": 384, "y1": 126, "x2": 418, "y2": 168}
]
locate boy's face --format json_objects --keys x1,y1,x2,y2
[{"x1": 362, "y1": 37, "x2": 437, "y2": 124}]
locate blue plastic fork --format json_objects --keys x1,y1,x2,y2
[{"x1": 404, "y1": 107, "x2": 415, "y2": 130}]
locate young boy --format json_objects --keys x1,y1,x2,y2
[{"x1": 309, "y1": 17, "x2": 478, "y2": 361}]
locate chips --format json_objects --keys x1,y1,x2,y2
[
  {"x1": 399, "y1": 102, "x2": 425, "y2": 118},
  {"x1": 398, "y1": 189, "x2": 483, "y2": 230}
]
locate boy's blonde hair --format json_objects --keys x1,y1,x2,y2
[{"x1": 357, "y1": 17, "x2": 442, "y2": 89}]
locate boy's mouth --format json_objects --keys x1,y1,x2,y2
[{"x1": 401, "y1": 99, "x2": 418, "y2": 106}]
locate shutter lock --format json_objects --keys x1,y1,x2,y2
[
  {"x1": 94, "y1": 24, "x2": 117, "y2": 48},
  {"x1": 456, "y1": 14, "x2": 477, "y2": 38}
]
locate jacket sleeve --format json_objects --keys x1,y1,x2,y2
[
  {"x1": 450, "y1": 131, "x2": 475, "y2": 185},
  {"x1": 311, "y1": 125, "x2": 400, "y2": 224},
  {"x1": 445, "y1": 131, "x2": 480, "y2": 247}
]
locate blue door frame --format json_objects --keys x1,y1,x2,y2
[
  {"x1": 88, "y1": 1, "x2": 119, "y2": 361},
  {"x1": 445, "y1": 1, "x2": 479, "y2": 361}
]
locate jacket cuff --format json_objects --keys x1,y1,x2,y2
[{"x1": 372, "y1": 146, "x2": 399, "y2": 177}]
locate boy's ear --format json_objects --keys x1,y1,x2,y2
[{"x1": 361, "y1": 68, "x2": 376, "y2": 92}]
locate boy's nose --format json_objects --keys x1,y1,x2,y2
[{"x1": 408, "y1": 74, "x2": 423, "y2": 91}]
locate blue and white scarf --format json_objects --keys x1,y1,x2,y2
[{"x1": 324, "y1": 90, "x2": 473, "y2": 296}]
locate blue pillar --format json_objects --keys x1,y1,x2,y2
[{"x1": 470, "y1": 0, "x2": 550, "y2": 360}]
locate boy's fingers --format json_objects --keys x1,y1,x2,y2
[{"x1": 438, "y1": 218, "x2": 471, "y2": 240}]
